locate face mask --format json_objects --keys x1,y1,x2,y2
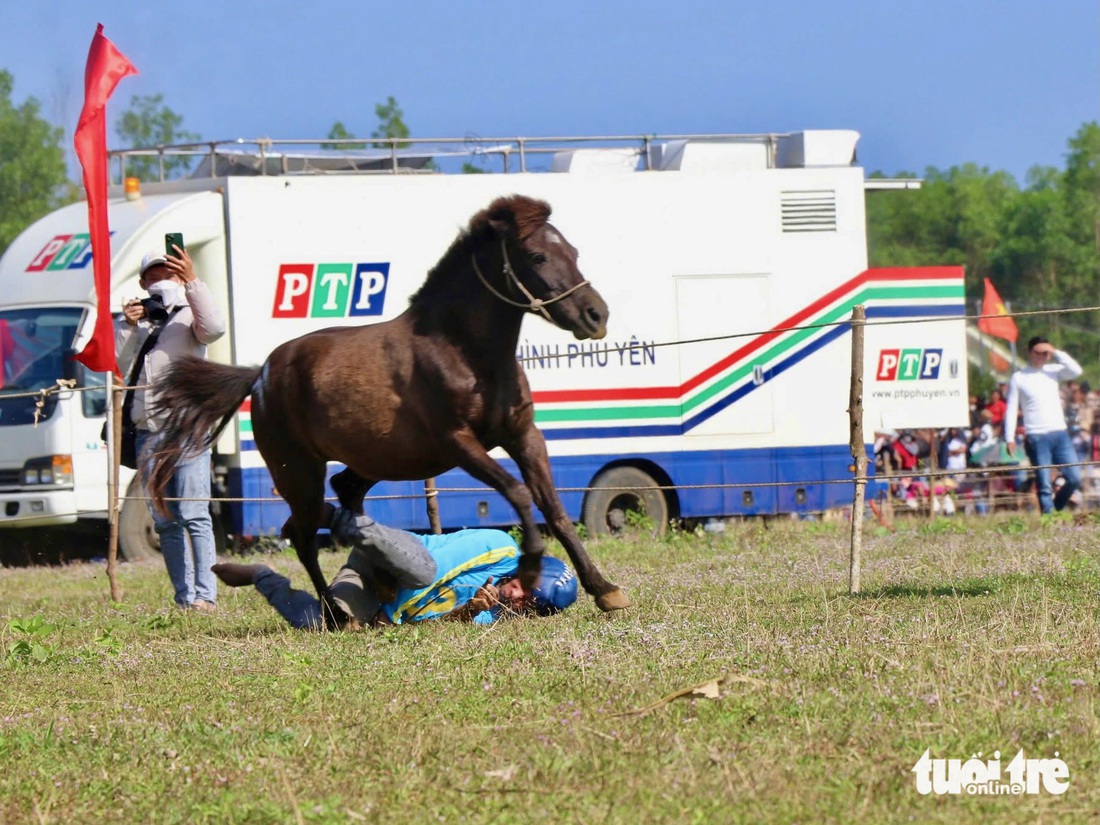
[{"x1": 146, "y1": 281, "x2": 181, "y2": 307}]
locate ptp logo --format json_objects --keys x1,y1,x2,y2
[
  {"x1": 876, "y1": 348, "x2": 943, "y2": 381},
  {"x1": 25, "y1": 234, "x2": 95, "y2": 271},
  {"x1": 273, "y1": 262, "x2": 390, "y2": 318}
]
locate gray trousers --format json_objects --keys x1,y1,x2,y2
[{"x1": 254, "y1": 510, "x2": 438, "y2": 629}]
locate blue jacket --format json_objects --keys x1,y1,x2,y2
[{"x1": 381, "y1": 529, "x2": 520, "y2": 625}]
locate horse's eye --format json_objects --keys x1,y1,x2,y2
[{"x1": 531, "y1": 253, "x2": 547, "y2": 265}]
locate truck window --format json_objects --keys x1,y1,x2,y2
[
  {"x1": 0, "y1": 308, "x2": 84, "y2": 426},
  {"x1": 81, "y1": 366, "x2": 107, "y2": 418}
]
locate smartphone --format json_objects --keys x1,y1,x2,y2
[{"x1": 165, "y1": 232, "x2": 185, "y2": 259}]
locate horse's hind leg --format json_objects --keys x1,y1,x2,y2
[
  {"x1": 329, "y1": 466, "x2": 409, "y2": 600},
  {"x1": 330, "y1": 467, "x2": 373, "y2": 514},
  {"x1": 509, "y1": 425, "x2": 631, "y2": 612}
]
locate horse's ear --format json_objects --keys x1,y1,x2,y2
[
  {"x1": 480, "y1": 196, "x2": 551, "y2": 241},
  {"x1": 485, "y1": 200, "x2": 519, "y2": 239}
]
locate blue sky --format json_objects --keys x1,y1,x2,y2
[{"x1": 2, "y1": 1, "x2": 1096, "y2": 183}]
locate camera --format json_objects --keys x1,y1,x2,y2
[{"x1": 140, "y1": 295, "x2": 171, "y2": 325}]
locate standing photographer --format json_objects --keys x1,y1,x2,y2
[{"x1": 115, "y1": 244, "x2": 226, "y2": 610}]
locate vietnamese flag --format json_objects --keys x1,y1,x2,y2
[
  {"x1": 976, "y1": 278, "x2": 1018, "y2": 343},
  {"x1": 73, "y1": 24, "x2": 137, "y2": 375}
]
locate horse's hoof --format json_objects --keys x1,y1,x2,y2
[{"x1": 595, "y1": 588, "x2": 631, "y2": 612}]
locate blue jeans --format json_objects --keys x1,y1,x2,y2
[
  {"x1": 254, "y1": 568, "x2": 328, "y2": 630},
  {"x1": 1023, "y1": 430, "x2": 1081, "y2": 514},
  {"x1": 253, "y1": 564, "x2": 379, "y2": 630},
  {"x1": 136, "y1": 429, "x2": 217, "y2": 606}
]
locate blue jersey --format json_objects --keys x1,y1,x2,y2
[{"x1": 381, "y1": 529, "x2": 520, "y2": 625}]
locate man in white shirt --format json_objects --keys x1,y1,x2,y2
[{"x1": 1005, "y1": 336, "x2": 1083, "y2": 513}]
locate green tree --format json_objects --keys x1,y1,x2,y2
[
  {"x1": 1062, "y1": 122, "x2": 1100, "y2": 269},
  {"x1": 1061, "y1": 123, "x2": 1100, "y2": 364},
  {"x1": 993, "y1": 130, "x2": 1100, "y2": 359},
  {"x1": 371, "y1": 96, "x2": 410, "y2": 148},
  {"x1": 866, "y1": 164, "x2": 1018, "y2": 293},
  {"x1": 867, "y1": 124, "x2": 1100, "y2": 376},
  {"x1": 992, "y1": 170, "x2": 1082, "y2": 343},
  {"x1": 865, "y1": 171, "x2": 941, "y2": 267},
  {"x1": 115, "y1": 93, "x2": 200, "y2": 181},
  {"x1": 322, "y1": 121, "x2": 365, "y2": 150},
  {"x1": 0, "y1": 70, "x2": 72, "y2": 256}
]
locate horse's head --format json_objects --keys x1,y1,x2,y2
[{"x1": 478, "y1": 196, "x2": 609, "y2": 341}]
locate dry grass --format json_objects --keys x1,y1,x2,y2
[{"x1": 0, "y1": 514, "x2": 1097, "y2": 823}]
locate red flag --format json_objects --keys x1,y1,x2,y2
[
  {"x1": 73, "y1": 24, "x2": 137, "y2": 375},
  {"x1": 976, "y1": 278, "x2": 1018, "y2": 343}
]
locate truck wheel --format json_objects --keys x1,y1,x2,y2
[
  {"x1": 582, "y1": 466, "x2": 669, "y2": 537},
  {"x1": 119, "y1": 476, "x2": 159, "y2": 561}
]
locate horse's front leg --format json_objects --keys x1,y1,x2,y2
[
  {"x1": 447, "y1": 430, "x2": 546, "y2": 579},
  {"x1": 269, "y1": 459, "x2": 345, "y2": 629},
  {"x1": 282, "y1": 515, "x2": 345, "y2": 629},
  {"x1": 505, "y1": 425, "x2": 631, "y2": 612}
]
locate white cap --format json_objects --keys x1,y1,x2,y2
[{"x1": 140, "y1": 251, "x2": 169, "y2": 276}]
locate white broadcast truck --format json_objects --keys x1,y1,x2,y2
[{"x1": 0, "y1": 130, "x2": 967, "y2": 559}]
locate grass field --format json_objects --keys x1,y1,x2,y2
[{"x1": 1, "y1": 514, "x2": 1097, "y2": 824}]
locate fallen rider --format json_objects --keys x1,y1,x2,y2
[{"x1": 211, "y1": 504, "x2": 578, "y2": 629}]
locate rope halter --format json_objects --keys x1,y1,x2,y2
[{"x1": 471, "y1": 238, "x2": 591, "y2": 323}]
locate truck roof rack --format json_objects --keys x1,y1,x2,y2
[{"x1": 108, "y1": 130, "x2": 863, "y2": 184}]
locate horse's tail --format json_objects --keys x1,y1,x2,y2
[{"x1": 147, "y1": 356, "x2": 261, "y2": 515}]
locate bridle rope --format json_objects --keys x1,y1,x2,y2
[{"x1": 471, "y1": 238, "x2": 591, "y2": 322}]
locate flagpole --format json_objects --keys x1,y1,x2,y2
[
  {"x1": 978, "y1": 297, "x2": 989, "y2": 376},
  {"x1": 1006, "y1": 300, "x2": 1018, "y2": 368},
  {"x1": 73, "y1": 24, "x2": 137, "y2": 600}
]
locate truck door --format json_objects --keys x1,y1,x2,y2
[
  {"x1": 675, "y1": 274, "x2": 776, "y2": 515},
  {"x1": 675, "y1": 274, "x2": 774, "y2": 437}
]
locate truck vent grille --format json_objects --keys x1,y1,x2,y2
[
  {"x1": 781, "y1": 190, "x2": 837, "y2": 232},
  {"x1": 0, "y1": 469, "x2": 21, "y2": 488}
]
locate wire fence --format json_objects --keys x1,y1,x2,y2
[
  {"x1": 2, "y1": 300, "x2": 1094, "y2": 529},
  {"x1": 5, "y1": 454, "x2": 1094, "y2": 527},
  {"x1": 4, "y1": 297, "x2": 1097, "y2": 409}
]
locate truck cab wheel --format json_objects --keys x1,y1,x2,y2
[
  {"x1": 582, "y1": 466, "x2": 669, "y2": 537},
  {"x1": 118, "y1": 476, "x2": 160, "y2": 561}
]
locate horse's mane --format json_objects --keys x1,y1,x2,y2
[{"x1": 409, "y1": 195, "x2": 552, "y2": 307}]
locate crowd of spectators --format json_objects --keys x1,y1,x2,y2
[{"x1": 873, "y1": 380, "x2": 1100, "y2": 515}]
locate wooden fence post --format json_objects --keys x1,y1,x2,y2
[
  {"x1": 424, "y1": 478, "x2": 442, "y2": 534},
  {"x1": 928, "y1": 430, "x2": 939, "y2": 520},
  {"x1": 106, "y1": 374, "x2": 123, "y2": 602},
  {"x1": 847, "y1": 305, "x2": 867, "y2": 595}
]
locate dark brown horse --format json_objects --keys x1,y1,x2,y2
[{"x1": 148, "y1": 195, "x2": 630, "y2": 623}]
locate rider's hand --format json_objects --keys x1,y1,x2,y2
[
  {"x1": 1006, "y1": 441, "x2": 1016, "y2": 457},
  {"x1": 468, "y1": 578, "x2": 499, "y2": 613}
]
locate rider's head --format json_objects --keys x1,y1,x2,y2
[
  {"x1": 497, "y1": 555, "x2": 578, "y2": 616},
  {"x1": 528, "y1": 555, "x2": 579, "y2": 615}
]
